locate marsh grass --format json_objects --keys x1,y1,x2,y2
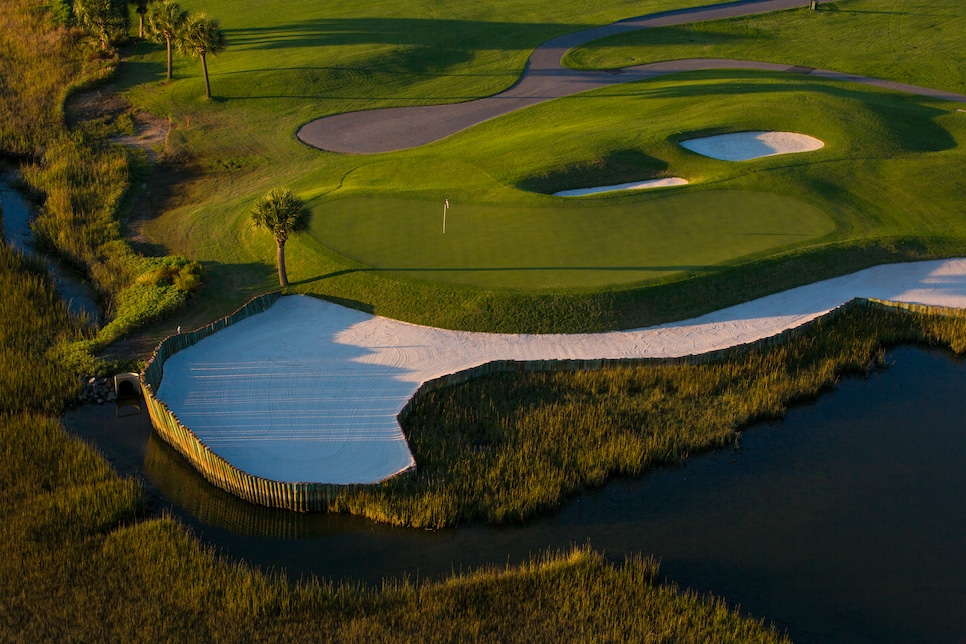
[
  {"x1": 0, "y1": 0, "x2": 114, "y2": 158},
  {"x1": 323, "y1": 305, "x2": 966, "y2": 528},
  {"x1": 0, "y1": 245, "x2": 85, "y2": 412}
]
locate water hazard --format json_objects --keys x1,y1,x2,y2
[
  {"x1": 0, "y1": 171, "x2": 101, "y2": 323},
  {"x1": 63, "y1": 345, "x2": 966, "y2": 643}
]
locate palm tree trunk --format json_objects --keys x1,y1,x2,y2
[
  {"x1": 201, "y1": 52, "x2": 211, "y2": 99},
  {"x1": 165, "y1": 36, "x2": 173, "y2": 80},
  {"x1": 276, "y1": 239, "x2": 288, "y2": 287}
]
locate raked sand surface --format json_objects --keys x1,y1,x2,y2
[
  {"x1": 554, "y1": 177, "x2": 689, "y2": 197},
  {"x1": 681, "y1": 131, "x2": 825, "y2": 161},
  {"x1": 157, "y1": 259, "x2": 966, "y2": 485}
]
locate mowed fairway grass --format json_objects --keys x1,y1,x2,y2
[
  {"x1": 312, "y1": 192, "x2": 833, "y2": 289},
  {"x1": 122, "y1": 0, "x2": 966, "y2": 334}
]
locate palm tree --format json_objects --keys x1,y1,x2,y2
[
  {"x1": 178, "y1": 14, "x2": 226, "y2": 99},
  {"x1": 250, "y1": 188, "x2": 311, "y2": 287},
  {"x1": 145, "y1": 0, "x2": 187, "y2": 80},
  {"x1": 132, "y1": 0, "x2": 148, "y2": 38},
  {"x1": 74, "y1": 0, "x2": 128, "y2": 50}
]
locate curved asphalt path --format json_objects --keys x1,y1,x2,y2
[{"x1": 297, "y1": 0, "x2": 966, "y2": 154}]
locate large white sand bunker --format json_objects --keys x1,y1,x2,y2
[
  {"x1": 155, "y1": 259, "x2": 966, "y2": 487},
  {"x1": 554, "y1": 177, "x2": 688, "y2": 197},
  {"x1": 681, "y1": 131, "x2": 824, "y2": 161}
]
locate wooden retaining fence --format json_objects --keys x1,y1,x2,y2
[
  {"x1": 140, "y1": 292, "x2": 371, "y2": 512},
  {"x1": 140, "y1": 294, "x2": 965, "y2": 512}
]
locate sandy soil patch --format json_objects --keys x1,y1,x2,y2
[
  {"x1": 156, "y1": 259, "x2": 966, "y2": 486},
  {"x1": 681, "y1": 131, "x2": 824, "y2": 161},
  {"x1": 554, "y1": 177, "x2": 688, "y2": 197},
  {"x1": 66, "y1": 85, "x2": 170, "y2": 162},
  {"x1": 112, "y1": 111, "x2": 170, "y2": 162}
]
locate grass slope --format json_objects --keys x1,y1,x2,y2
[{"x1": 117, "y1": 0, "x2": 966, "y2": 338}]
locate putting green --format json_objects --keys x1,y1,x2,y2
[{"x1": 309, "y1": 190, "x2": 835, "y2": 289}]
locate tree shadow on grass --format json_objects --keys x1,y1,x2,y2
[{"x1": 225, "y1": 18, "x2": 593, "y2": 52}]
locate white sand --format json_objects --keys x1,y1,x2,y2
[
  {"x1": 156, "y1": 258, "x2": 966, "y2": 485},
  {"x1": 681, "y1": 131, "x2": 824, "y2": 161},
  {"x1": 554, "y1": 177, "x2": 688, "y2": 197}
]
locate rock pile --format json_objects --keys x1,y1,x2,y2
[{"x1": 79, "y1": 376, "x2": 116, "y2": 405}]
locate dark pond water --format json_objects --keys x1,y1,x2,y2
[
  {"x1": 0, "y1": 171, "x2": 101, "y2": 323},
  {"x1": 63, "y1": 345, "x2": 966, "y2": 643}
]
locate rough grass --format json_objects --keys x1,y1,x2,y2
[{"x1": 0, "y1": 0, "x2": 114, "y2": 157}]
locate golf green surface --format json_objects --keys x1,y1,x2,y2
[{"x1": 309, "y1": 190, "x2": 834, "y2": 289}]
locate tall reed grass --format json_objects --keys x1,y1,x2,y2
[
  {"x1": 323, "y1": 306, "x2": 966, "y2": 528},
  {"x1": 0, "y1": 245, "x2": 84, "y2": 412},
  {"x1": 0, "y1": 0, "x2": 113, "y2": 158}
]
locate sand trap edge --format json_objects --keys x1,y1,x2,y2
[
  {"x1": 681, "y1": 131, "x2": 824, "y2": 161},
  {"x1": 554, "y1": 177, "x2": 688, "y2": 197}
]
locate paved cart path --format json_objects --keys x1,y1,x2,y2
[
  {"x1": 297, "y1": 0, "x2": 966, "y2": 154},
  {"x1": 158, "y1": 259, "x2": 966, "y2": 485}
]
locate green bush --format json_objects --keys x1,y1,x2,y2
[{"x1": 98, "y1": 282, "x2": 184, "y2": 344}]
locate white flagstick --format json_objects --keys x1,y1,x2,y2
[{"x1": 442, "y1": 199, "x2": 449, "y2": 234}]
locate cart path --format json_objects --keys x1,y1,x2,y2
[{"x1": 297, "y1": 0, "x2": 966, "y2": 154}]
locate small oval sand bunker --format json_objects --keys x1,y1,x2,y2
[
  {"x1": 681, "y1": 131, "x2": 824, "y2": 161},
  {"x1": 554, "y1": 177, "x2": 688, "y2": 197}
]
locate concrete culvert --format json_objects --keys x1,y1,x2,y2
[{"x1": 114, "y1": 373, "x2": 141, "y2": 400}]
